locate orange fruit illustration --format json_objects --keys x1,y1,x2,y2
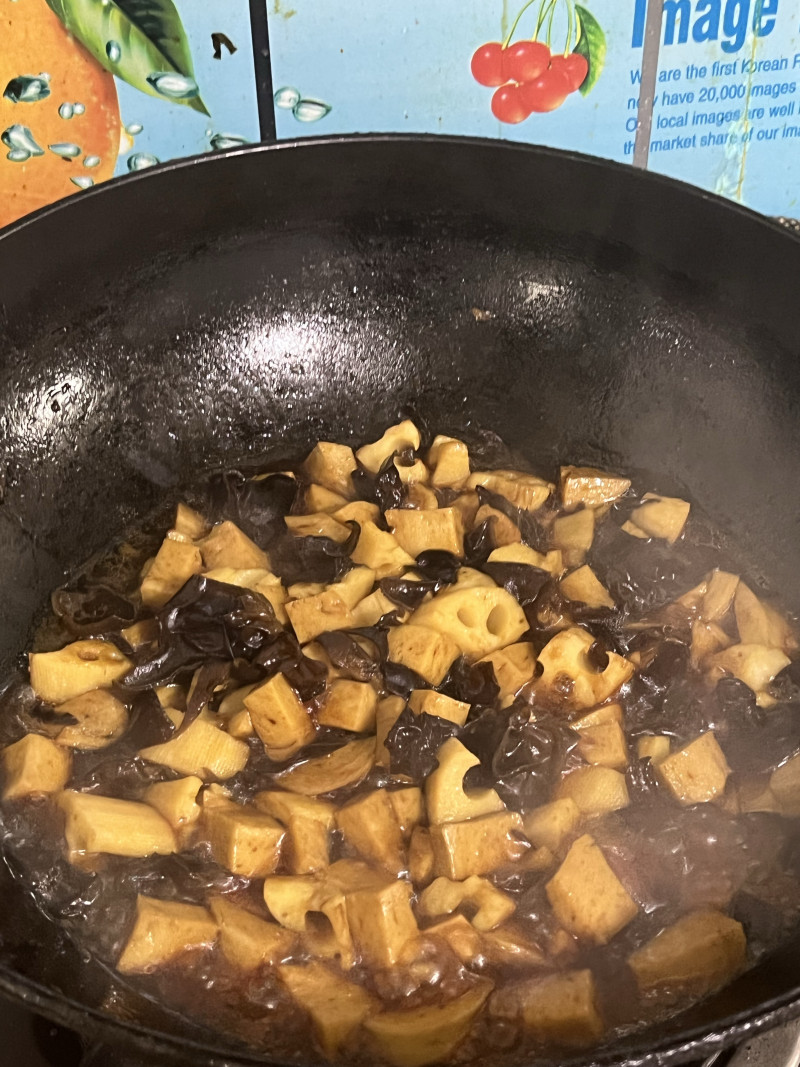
[{"x1": 0, "y1": 0, "x2": 120, "y2": 229}]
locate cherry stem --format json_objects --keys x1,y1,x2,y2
[
  {"x1": 535, "y1": 0, "x2": 553, "y2": 37},
  {"x1": 502, "y1": 0, "x2": 543, "y2": 47},
  {"x1": 564, "y1": 0, "x2": 575, "y2": 53},
  {"x1": 538, "y1": 0, "x2": 557, "y2": 45},
  {"x1": 548, "y1": 2, "x2": 557, "y2": 47}
]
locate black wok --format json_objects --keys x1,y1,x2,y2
[{"x1": 1, "y1": 135, "x2": 800, "y2": 1066}]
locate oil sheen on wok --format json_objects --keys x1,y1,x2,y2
[{"x1": 2, "y1": 420, "x2": 800, "y2": 1066}]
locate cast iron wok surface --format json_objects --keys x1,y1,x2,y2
[{"x1": 1, "y1": 135, "x2": 800, "y2": 1065}]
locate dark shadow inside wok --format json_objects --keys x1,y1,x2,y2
[{"x1": 1, "y1": 136, "x2": 800, "y2": 1065}]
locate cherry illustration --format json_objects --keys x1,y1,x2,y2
[
  {"x1": 471, "y1": 0, "x2": 602, "y2": 123},
  {"x1": 471, "y1": 42, "x2": 506, "y2": 87},
  {"x1": 550, "y1": 51, "x2": 589, "y2": 93},
  {"x1": 502, "y1": 39, "x2": 550, "y2": 83},
  {"x1": 490, "y1": 84, "x2": 530, "y2": 124},
  {"x1": 519, "y1": 66, "x2": 571, "y2": 113}
]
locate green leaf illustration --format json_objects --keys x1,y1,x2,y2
[
  {"x1": 44, "y1": 0, "x2": 208, "y2": 115},
  {"x1": 574, "y1": 4, "x2": 606, "y2": 96}
]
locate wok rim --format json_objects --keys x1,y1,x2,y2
[
  {"x1": 1, "y1": 133, "x2": 800, "y2": 1064},
  {"x1": 1, "y1": 132, "x2": 799, "y2": 249}
]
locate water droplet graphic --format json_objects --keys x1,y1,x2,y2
[
  {"x1": 73, "y1": 102, "x2": 85, "y2": 115},
  {"x1": 70, "y1": 176, "x2": 93, "y2": 189},
  {"x1": 292, "y1": 98, "x2": 332, "y2": 123},
  {"x1": 209, "y1": 133, "x2": 249, "y2": 151},
  {"x1": 1, "y1": 124, "x2": 44, "y2": 156},
  {"x1": 58, "y1": 102, "x2": 74, "y2": 120},
  {"x1": 127, "y1": 152, "x2": 159, "y2": 171},
  {"x1": 83, "y1": 154, "x2": 100, "y2": 168},
  {"x1": 125, "y1": 122, "x2": 143, "y2": 135},
  {"x1": 273, "y1": 86, "x2": 300, "y2": 109},
  {"x1": 105, "y1": 40, "x2": 121, "y2": 62},
  {"x1": 3, "y1": 74, "x2": 51, "y2": 104},
  {"x1": 48, "y1": 142, "x2": 81, "y2": 158},
  {"x1": 6, "y1": 148, "x2": 29, "y2": 162},
  {"x1": 146, "y1": 72, "x2": 198, "y2": 99}
]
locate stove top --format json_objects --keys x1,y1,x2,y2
[{"x1": 704, "y1": 1019, "x2": 800, "y2": 1067}]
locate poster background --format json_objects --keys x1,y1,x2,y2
[
  {"x1": 1, "y1": 0, "x2": 799, "y2": 225},
  {"x1": 267, "y1": 0, "x2": 800, "y2": 217},
  {"x1": 268, "y1": 0, "x2": 642, "y2": 163},
  {"x1": 0, "y1": 0, "x2": 261, "y2": 227},
  {"x1": 646, "y1": 4, "x2": 800, "y2": 216},
  {"x1": 112, "y1": 2, "x2": 261, "y2": 176}
]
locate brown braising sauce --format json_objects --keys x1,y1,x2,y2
[{"x1": 2, "y1": 421, "x2": 800, "y2": 1066}]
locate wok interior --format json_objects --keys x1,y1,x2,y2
[{"x1": 1, "y1": 137, "x2": 800, "y2": 1064}]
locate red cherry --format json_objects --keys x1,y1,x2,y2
[
  {"x1": 502, "y1": 40, "x2": 551, "y2": 83},
  {"x1": 471, "y1": 42, "x2": 506, "y2": 87},
  {"x1": 550, "y1": 52, "x2": 590, "y2": 93},
  {"x1": 519, "y1": 66, "x2": 572, "y2": 113},
  {"x1": 491, "y1": 84, "x2": 531, "y2": 124}
]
